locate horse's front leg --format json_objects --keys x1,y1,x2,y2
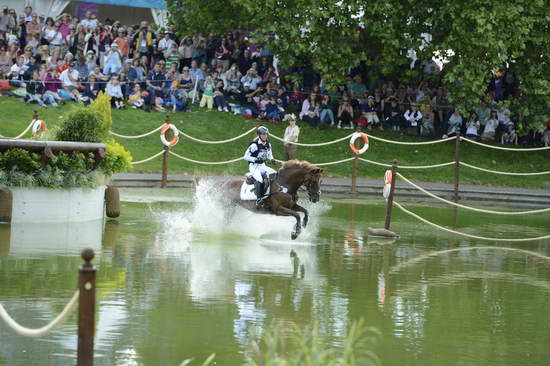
[
  {"x1": 275, "y1": 206, "x2": 302, "y2": 240},
  {"x1": 292, "y1": 204, "x2": 308, "y2": 228}
]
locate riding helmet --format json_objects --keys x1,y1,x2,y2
[{"x1": 257, "y1": 126, "x2": 269, "y2": 135}]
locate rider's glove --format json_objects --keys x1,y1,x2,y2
[{"x1": 255, "y1": 158, "x2": 265, "y2": 164}]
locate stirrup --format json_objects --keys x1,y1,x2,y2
[{"x1": 256, "y1": 197, "x2": 264, "y2": 208}]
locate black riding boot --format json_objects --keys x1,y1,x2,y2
[{"x1": 255, "y1": 180, "x2": 265, "y2": 209}]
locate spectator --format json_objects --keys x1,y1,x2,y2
[
  {"x1": 59, "y1": 61, "x2": 81, "y2": 101},
  {"x1": 80, "y1": 11, "x2": 98, "y2": 30},
  {"x1": 501, "y1": 124, "x2": 518, "y2": 145},
  {"x1": 337, "y1": 98, "x2": 354, "y2": 129},
  {"x1": 283, "y1": 114, "x2": 300, "y2": 160},
  {"x1": 178, "y1": 36, "x2": 194, "y2": 69},
  {"x1": 357, "y1": 96, "x2": 382, "y2": 130},
  {"x1": 464, "y1": 113, "x2": 480, "y2": 139},
  {"x1": 145, "y1": 62, "x2": 164, "y2": 104},
  {"x1": 106, "y1": 75, "x2": 124, "y2": 108},
  {"x1": 199, "y1": 74, "x2": 215, "y2": 110},
  {"x1": 404, "y1": 103, "x2": 423, "y2": 136},
  {"x1": 384, "y1": 97, "x2": 402, "y2": 131},
  {"x1": 420, "y1": 104, "x2": 435, "y2": 137},
  {"x1": 481, "y1": 111, "x2": 499, "y2": 141},
  {"x1": 132, "y1": 21, "x2": 155, "y2": 59},
  {"x1": 103, "y1": 42, "x2": 122, "y2": 75},
  {"x1": 25, "y1": 70, "x2": 48, "y2": 107},
  {"x1": 128, "y1": 83, "x2": 146, "y2": 109},
  {"x1": 319, "y1": 95, "x2": 335, "y2": 126},
  {"x1": 442, "y1": 109, "x2": 462, "y2": 138}
]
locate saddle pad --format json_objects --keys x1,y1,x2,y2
[{"x1": 240, "y1": 181, "x2": 258, "y2": 200}]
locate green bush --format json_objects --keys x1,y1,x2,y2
[
  {"x1": 0, "y1": 148, "x2": 41, "y2": 174},
  {"x1": 55, "y1": 107, "x2": 102, "y2": 142},
  {"x1": 0, "y1": 149, "x2": 100, "y2": 189},
  {"x1": 101, "y1": 140, "x2": 133, "y2": 176}
]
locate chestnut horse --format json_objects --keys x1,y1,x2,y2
[{"x1": 221, "y1": 160, "x2": 324, "y2": 240}]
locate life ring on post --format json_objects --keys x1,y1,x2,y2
[
  {"x1": 383, "y1": 170, "x2": 393, "y2": 199},
  {"x1": 31, "y1": 120, "x2": 47, "y2": 136},
  {"x1": 160, "y1": 123, "x2": 180, "y2": 147},
  {"x1": 349, "y1": 132, "x2": 369, "y2": 154}
]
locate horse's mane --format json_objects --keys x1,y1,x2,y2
[{"x1": 281, "y1": 160, "x2": 320, "y2": 173}]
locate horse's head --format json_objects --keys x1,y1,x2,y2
[
  {"x1": 278, "y1": 161, "x2": 324, "y2": 203},
  {"x1": 304, "y1": 168, "x2": 323, "y2": 203}
]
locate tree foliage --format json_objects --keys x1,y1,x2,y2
[{"x1": 167, "y1": 0, "x2": 549, "y2": 125}]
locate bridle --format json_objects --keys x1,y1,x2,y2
[{"x1": 303, "y1": 173, "x2": 321, "y2": 199}]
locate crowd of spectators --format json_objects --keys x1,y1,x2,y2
[{"x1": 0, "y1": 6, "x2": 548, "y2": 147}]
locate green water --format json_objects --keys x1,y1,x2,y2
[{"x1": 1, "y1": 188, "x2": 549, "y2": 366}]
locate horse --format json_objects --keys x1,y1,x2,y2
[{"x1": 220, "y1": 160, "x2": 324, "y2": 240}]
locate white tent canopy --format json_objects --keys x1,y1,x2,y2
[{"x1": 0, "y1": 0, "x2": 168, "y2": 27}]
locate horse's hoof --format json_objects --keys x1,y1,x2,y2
[{"x1": 291, "y1": 232, "x2": 298, "y2": 240}]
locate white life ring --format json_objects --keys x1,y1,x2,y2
[
  {"x1": 349, "y1": 132, "x2": 369, "y2": 154},
  {"x1": 31, "y1": 119, "x2": 47, "y2": 136},
  {"x1": 383, "y1": 170, "x2": 393, "y2": 199},
  {"x1": 160, "y1": 123, "x2": 180, "y2": 147}
]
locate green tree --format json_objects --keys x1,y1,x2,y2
[{"x1": 167, "y1": 0, "x2": 549, "y2": 126}]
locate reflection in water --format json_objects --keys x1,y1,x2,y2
[
  {"x1": 1, "y1": 192, "x2": 550, "y2": 366},
  {"x1": 5, "y1": 220, "x2": 104, "y2": 257}
]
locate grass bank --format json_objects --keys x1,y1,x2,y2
[{"x1": 1, "y1": 96, "x2": 548, "y2": 188}]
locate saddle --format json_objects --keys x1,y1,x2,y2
[{"x1": 241, "y1": 172, "x2": 284, "y2": 201}]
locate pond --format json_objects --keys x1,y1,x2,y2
[{"x1": 1, "y1": 186, "x2": 549, "y2": 366}]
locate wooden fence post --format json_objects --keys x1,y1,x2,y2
[
  {"x1": 161, "y1": 115, "x2": 172, "y2": 188},
  {"x1": 161, "y1": 145, "x2": 169, "y2": 188},
  {"x1": 454, "y1": 131, "x2": 461, "y2": 201},
  {"x1": 77, "y1": 249, "x2": 96, "y2": 366},
  {"x1": 384, "y1": 160, "x2": 398, "y2": 230},
  {"x1": 351, "y1": 127, "x2": 361, "y2": 194}
]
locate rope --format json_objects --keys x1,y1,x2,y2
[
  {"x1": 0, "y1": 120, "x2": 36, "y2": 140},
  {"x1": 460, "y1": 161, "x2": 550, "y2": 176},
  {"x1": 130, "y1": 150, "x2": 165, "y2": 165},
  {"x1": 169, "y1": 151, "x2": 243, "y2": 165},
  {"x1": 389, "y1": 246, "x2": 550, "y2": 275},
  {"x1": 359, "y1": 158, "x2": 454, "y2": 169},
  {"x1": 365, "y1": 134, "x2": 455, "y2": 145},
  {"x1": 396, "y1": 172, "x2": 550, "y2": 215},
  {"x1": 0, "y1": 290, "x2": 79, "y2": 337},
  {"x1": 393, "y1": 201, "x2": 550, "y2": 242},
  {"x1": 178, "y1": 127, "x2": 256, "y2": 144},
  {"x1": 460, "y1": 136, "x2": 550, "y2": 151},
  {"x1": 269, "y1": 133, "x2": 354, "y2": 146},
  {"x1": 109, "y1": 125, "x2": 164, "y2": 139},
  {"x1": 314, "y1": 157, "x2": 356, "y2": 166}
]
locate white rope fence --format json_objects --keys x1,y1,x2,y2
[
  {"x1": 0, "y1": 120, "x2": 35, "y2": 140},
  {"x1": 169, "y1": 151, "x2": 243, "y2": 165},
  {"x1": 0, "y1": 290, "x2": 79, "y2": 337},
  {"x1": 109, "y1": 125, "x2": 164, "y2": 139},
  {"x1": 366, "y1": 134, "x2": 455, "y2": 145},
  {"x1": 130, "y1": 150, "x2": 165, "y2": 165},
  {"x1": 460, "y1": 136, "x2": 550, "y2": 151},
  {"x1": 396, "y1": 172, "x2": 550, "y2": 215},
  {"x1": 269, "y1": 133, "x2": 354, "y2": 146},
  {"x1": 393, "y1": 201, "x2": 550, "y2": 242},
  {"x1": 177, "y1": 127, "x2": 256, "y2": 144},
  {"x1": 460, "y1": 161, "x2": 550, "y2": 176},
  {"x1": 359, "y1": 158, "x2": 454, "y2": 169}
]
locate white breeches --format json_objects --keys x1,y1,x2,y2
[{"x1": 249, "y1": 163, "x2": 276, "y2": 182}]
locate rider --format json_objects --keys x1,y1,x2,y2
[{"x1": 244, "y1": 126, "x2": 277, "y2": 207}]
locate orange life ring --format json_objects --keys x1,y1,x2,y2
[
  {"x1": 349, "y1": 132, "x2": 369, "y2": 154},
  {"x1": 160, "y1": 123, "x2": 180, "y2": 147},
  {"x1": 31, "y1": 120, "x2": 47, "y2": 136},
  {"x1": 383, "y1": 170, "x2": 393, "y2": 199}
]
